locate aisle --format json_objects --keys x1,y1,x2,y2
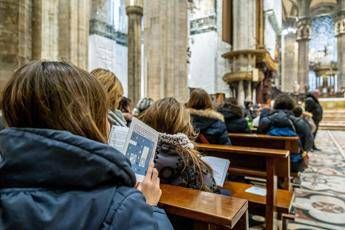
[{"x1": 288, "y1": 131, "x2": 345, "y2": 229}]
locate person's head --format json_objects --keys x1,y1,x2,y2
[
  {"x1": 90, "y1": 68, "x2": 123, "y2": 110},
  {"x1": 244, "y1": 101, "x2": 253, "y2": 109},
  {"x1": 133, "y1": 97, "x2": 154, "y2": 116},
  {"x1": 118, "y1": 97, "x2": 132, "y2": 113},
  {"x1": 139, "y1": 97, "x2": 195, "y2": 138},
  {"x1": 139, "y1": 97, "x2": 212, "y2": 191},
  {"x1": 2, "y1": 61, "x2": 108, "y2": 143},
  {"x1": 186, "y1": 88, "x2": 213, "y2": 110},
  {"x1": 293, "y1": 106, "x2": 303, "y2": 117},
  {"x1": 311, "y1": 89, "x2": 321, "y2": 99},
  {"x1": 225, "y1": 97, "x2": 238, "y2": 106},
  {"x1": 273, "y1": 94, "x2": 296, "y2": 111}
]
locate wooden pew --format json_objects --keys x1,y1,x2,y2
[
  {"x1": 196, "y1": 144, "x2": 293, "y2": 230},
  {"x1": 229, "y1": 133, "x2": 301, "y2": 182},
  {"x1": 228, "y1": 133, "x2": 300, "y2": 153},
  {"x1": 159, "y1": 184, "x2": 249, "y2": 229}
]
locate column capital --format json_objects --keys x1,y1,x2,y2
[
  {"x1": 296, "y1": 18, "x2": 311, "y2": 41},
  {"x1": 126, "y1": 5, "x2": 143, "y2": 16}
]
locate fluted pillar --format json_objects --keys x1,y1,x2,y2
[
  {"x1": 335, "y1": 0, "x2": 345, "y2": 91},
  {"x1": 126, "y1": 0, "x2": 143, "y2": 104},
  {"x1": 0, "y1": 0, "x2": 32, "y2": 91},
  {"x1": 296, "y1": 0, "x2": 311, "y2": 93},
  {"x1": 144, "y1": 0, "x2": 188, "y2": 101}
]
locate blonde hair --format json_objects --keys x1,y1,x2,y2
[
  {"x1": 90, "y1": 68, "x2": 124, "y2": 110},
  {"x1": 2, "y1": 61, "x2": 108, "y2": 143},
  {"x1": 139, "y1": 97, "x2": 213, "y2": 191}
]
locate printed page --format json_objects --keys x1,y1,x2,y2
[
  {"x1": 108, "y1": 126, "x2": 129, "y2": 153},
  {"x1": 201, "y1": 156, "x2": 230, "y2": 186},
  {"x1": 123, "y1": 118, "x2": 159, "y2": 182},
  {"x1": 245, "y1": 186, "x2": 267, "y2": 196}
]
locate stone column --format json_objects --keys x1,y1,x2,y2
[
  {"x1": 296, "y1": 0, "x2": 311, "y2": 93},
  {"x1": 0, "y1": 0, "x2": 32, "y2": 91},
  {"x1": 126, "y1": 0, "x2": 143, "y2": 104},
  {"x1": 144, "y1": 0, "x2": 188, "y2": 101},
  {"x1": 335, "y1": 0, "x2": 345, "y2": 91},
  {"x1": 58, "y1": 0, "x2": 90, "y2": 69}
]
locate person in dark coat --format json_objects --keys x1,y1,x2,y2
[
  {"x1": 218, "y1": 98, "x2": 251, "y2": 133},
  {"x1": 0, "y1": 61, "x2": 172, "y2": 230},
  {"x1": 139, "y1": 98, "x2": 218, "y2": 193},
  {"x1": 258, "y1": 94, "x2": 314, "y2": 172},
  {"x1": 305, "y1": 90, "x2": 323, "y2": 150},
  {"x1": 186, "y1": 88, "x2": 231, "y2": 145}
]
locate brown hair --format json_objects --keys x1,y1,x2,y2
[
  {"x1": 2, "y1": 61, "x2": 108, "y2": 143},
  {"x1": 139, "y1": 97, "x2": 213, "y2": 191},
  {"x1": 273, "y1": 93, "x2": 296, "y2": 111},
  {"x1": 186, "y1": 88, "x2": 213, "y2": 110},
  {"x1": 90, "y1": 68, "x2": 124, "y2": 110}
]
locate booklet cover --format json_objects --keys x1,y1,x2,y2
[
  {"x1": 201, "y1": 156, "x2": 230, "y2": 186},
  {"x1": 123, "y1": 118, "x2": 159, "y2": 182}
]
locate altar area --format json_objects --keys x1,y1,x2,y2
[{"x1": 319, "y1": 98, "x2": 345, "y2": 130}]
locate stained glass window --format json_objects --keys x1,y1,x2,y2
[{"x1": 309, "y1": 15, "x2": 336, "y2": 64}]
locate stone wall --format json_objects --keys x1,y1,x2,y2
[
  {"x1": 89, "y1": 0, "x2": 129, "y2": 95},
  {"x1": 188, "y1": 0, "x2": 230, "y2": 95},
  {"x1": 0, "y1": 0, "x2": 90, "y2": 93},
  {"x1": 144, "y1": 0, "x2": 188, "y2": 102}
]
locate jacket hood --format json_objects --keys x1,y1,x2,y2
[
  {"x1": 218, "y1": 105, "x2": 243, "y2": 120},
  {"x1": 267, "y1": 110, "x2": 295, "y2": 128},
  {"x1": 188, "y1": 108, "x2": 224, "y2": 122},
  {"x1": 0, "y1": 128, "x2": 136, "y2": 189},
  {"x1": 159, "y1": 133, "x2": 194, "y2": 150}
]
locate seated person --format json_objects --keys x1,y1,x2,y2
[
  {"x1": 91, "y1": 68, "x2": 127, "y2": 127},
  {"x1": 0, "y1": 61, "x2": 172, "y2": 229},
  {"x1": 293, "y1": 106, "x2": 317, "y2": 134},
  {"x1": 218, "y1": 98, "x2": 251, "y2": 133},
  {"x1": 185, "y1": 88, "x2": 231, "y2": 145},
  {"x1": 258, "y1": 94, "x2": 314, "y2": 172},
  {"x1": 139, "y1": 97, "x2": 218, "y2": 193},
  {"x1": 119, "y1": 96, "x2": 133, "y2": 126}
]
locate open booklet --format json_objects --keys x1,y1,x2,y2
[
  {"x1": 201, "y1": 156, "x2": 230, "y2": 187},
  {"x1": 108, "y1": 117, "x2": 159, "y2": 182}
]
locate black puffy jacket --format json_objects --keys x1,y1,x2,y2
[
  {"x1": 258, "y1": 110, "x2": 314, "y2": 153},
  {"x1": 305, "y1": 93, "x2": 323, "y2": 125},
  {"x1": 218, "y1": 105, "x2": 250, "y2": 133},
  {"x1": 188, "y1": 109, "x2": 231, "y2": 145}
]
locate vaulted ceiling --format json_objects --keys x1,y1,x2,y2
[{"x1": 282, "y1": 0, "x2": 337, "y2": 19}]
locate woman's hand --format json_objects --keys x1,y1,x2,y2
[{"x1": 136, "y1": 162, "x2": 162, "y2": 206}]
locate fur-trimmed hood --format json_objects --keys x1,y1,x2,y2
[{"x1": 188, "y1": 108, "x2": 224, "y2": 122}]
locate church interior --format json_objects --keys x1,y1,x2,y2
[{"x1": 1, "y1": 0, "x2": 345, "y2": 230}]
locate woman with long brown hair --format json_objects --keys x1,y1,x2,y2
[
  {"x1": 0, "y1": 61, "x2": 172, "y2": 229},
  {"x1": 139, "y1": 97, "x2": 218, "y2": 192},
  {"x1": 90, "y1": 68, "x2": 127, "y2": 127},
  {"x1": 186, "y1": 88, "x2": 231, "y2": 145}
]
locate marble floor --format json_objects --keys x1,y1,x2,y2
[
  {"x1": 288, "y1": 131, "x2": 345, "y2": 230},
  {"x1": 249, "y1": 130, "x2": 345, "y2": 230}
]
